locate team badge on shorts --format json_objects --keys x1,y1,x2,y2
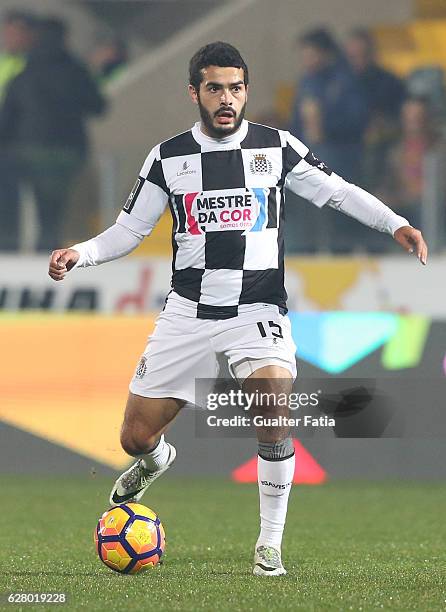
[{"x1": 135, "y1": 356, "x2": 147, "y2": 379}]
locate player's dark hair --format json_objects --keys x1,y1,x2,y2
[{"x1": 189, "y1": 41, "x2": 249, "y2": 91}]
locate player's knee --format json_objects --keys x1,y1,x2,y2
[
  {"x1": 120, "y1": 429, "x2": 140, "y2": 456},
  {"x1": 121, "y1": 422, "x2": 159, "y2": 456},
  {"x1": 244, "y1": 372, "x2": 292, "y2": 398},
  {"x1": 120, "y1": 427, "x2": 159, "y2": 456}
]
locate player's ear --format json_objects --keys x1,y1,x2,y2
[{"x1": 188, "y1": 84, "x2": 199, "y2": 105}]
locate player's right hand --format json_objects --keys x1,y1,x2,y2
[{"x1": 48, "y1": 248, "x2": 80, "y2": 281}]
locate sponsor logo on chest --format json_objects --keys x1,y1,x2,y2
[
  {"x1": 181, "y1": 188, "x2": 269, "y2": 234},
  {"x1": 177, "y1": 161, "x2": 197, "y2": 176}
]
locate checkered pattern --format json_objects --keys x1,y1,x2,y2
[
  {"x1": 253, "y1": 155, "x2": 268, "y2": 173},
  {"x1": 117, "y1": 120, "x2": 342, "y2": 319}
]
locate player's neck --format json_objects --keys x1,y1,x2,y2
[{"x1": 195, "y1": 120, "x2": 247, "y2": 145}]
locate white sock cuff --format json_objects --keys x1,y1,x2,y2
[
  {"x1": 138, "y1": 434, "x2": 170, "y2": 472},
  {"x1": 258, "y1": 454, "x2": 295, "y2": 494},
  {"x1": 258, "y1": 437, "x2": 294, "y2": 461}
]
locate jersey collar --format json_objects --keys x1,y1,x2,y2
[{"x1": 191, "y1": 120, "x2": 248, "y2": 147}]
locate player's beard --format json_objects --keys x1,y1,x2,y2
[{"x1": 198, "y1": 97, "x2": 246, "y2": 139}]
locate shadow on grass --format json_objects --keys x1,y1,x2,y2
[
  {"x1": 3, "y1": 570, "x2": 104, "y2": 577},
  {"x1": 208, "y1": 570, "x2": 248, "y2": 576},
  {"x1": 4, "y1": 568, "x2": 256, "y2": 579}
]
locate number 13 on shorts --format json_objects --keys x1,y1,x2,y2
[{"x1": 256, "y1": 320, "x2": 283, "y2": 339}]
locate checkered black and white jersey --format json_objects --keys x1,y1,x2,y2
[{"x1": 117, "y1": 120, "x2": 344, "y2": 320}]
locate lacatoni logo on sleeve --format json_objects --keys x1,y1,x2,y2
[{"x1": 183, "y1": 188, "x2": 269, "y2": 233}]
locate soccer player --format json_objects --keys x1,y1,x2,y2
[{"x1": 49, "y1": 42, "x2": 427, "y2": 576}]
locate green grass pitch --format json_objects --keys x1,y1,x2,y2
[{"x1": 1, "y1": 476, "x2": 446, "y2": 611}]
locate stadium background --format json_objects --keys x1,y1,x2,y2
[
  {"x1": 1, "y1": 0, "x2": 446, "y2": 479},
  {"x1": 1, "y1": 2, "x2": 446, "y2": 609}
]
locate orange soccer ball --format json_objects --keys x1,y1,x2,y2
[{"x1": 94, "y1": 503, "x2": 166, "y2": 574}]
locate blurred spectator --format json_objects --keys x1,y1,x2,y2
[
  {"x1": 383, "y1": 97, "x2": 445, "y2": 230},
  {"x1": 89, "y1": 35, "x2": 128, "y2": 86},
  {"x1": 0, "y1": 10, "x2": 36, "y2": 251},
  {"x1": 0, "y1": 17, "x2": 107, "y2": 252},
  {"x1": 0, "y1": 10, "x2": 36, "y2": 101},
  {"x1": 345, "y1": 28, "x2": 406, "y2": 190},
  {"x1": 288, "y1": 28, "x2": 368, "y2": 253},
  {"x1": 290, "y1": 28, "x2": 368, "y2": 182},
  {"x1": 406, "y1": 66, "x2": 446, "y2": 119}
]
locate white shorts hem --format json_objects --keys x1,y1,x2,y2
[
  {"x1": 230, "y1": 356, "x2": 297, "y2": 384},
  {"x1": 128, "y1": 386, "x2": 195, "y2": 405}
]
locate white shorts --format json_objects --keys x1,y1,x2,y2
[{"x1": 129, "y1": 292, "x2": 297, "y2": 406}]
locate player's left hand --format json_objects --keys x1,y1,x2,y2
[{"x1": 393, "y1": 226, "x2": 428, "y2": 266}]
